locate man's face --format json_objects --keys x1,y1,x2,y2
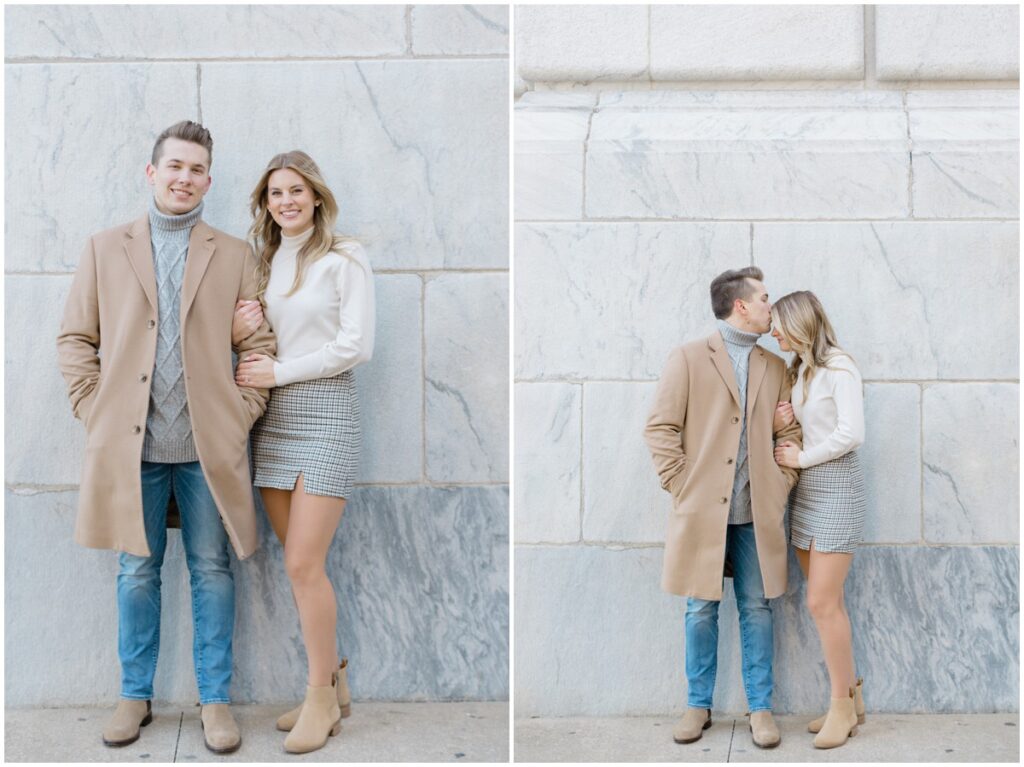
[
  {"x1": 739, "y1": 279, "x2": 772, "y2": 334},
  {"x1": 146, "y1": 138, "x2": 212, "y2": 215}
]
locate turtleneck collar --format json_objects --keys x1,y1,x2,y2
[
  {"x1": 717, "y1": 319, "x2": 759, "y2": 348},
  {"x1": 280, "y1": 226, "x2": 315, "y2": 249},
  {"x1": 149, "y1": 198, "x2": 204, "y2": 233}
]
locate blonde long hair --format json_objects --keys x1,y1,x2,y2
[
  {"x1": 249, "y1": 151, "x2": 357, "y2": 299},
  {"x1": 772, "y1": 291, "x2": 852, "y2": 399}
]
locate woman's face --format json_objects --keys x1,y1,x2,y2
[
  {"x1": 266, "y1": 167, "x2": 317, "y2": 236},
  {"x1": 770, "y1": 323, "x2": 792, "y2": 352}
]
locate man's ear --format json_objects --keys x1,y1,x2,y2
[{"x1": 145, "y1": 163, "x2": 156, "y2": 186}]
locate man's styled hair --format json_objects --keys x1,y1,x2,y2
[
  {"x1": 151, "y1": 120, "x2": 213, "y2": 167},
  {"x1": 710, "y1": 266, "x2": 764, "y2": 319}
]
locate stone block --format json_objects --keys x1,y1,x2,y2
[
  {"x1": 923, "y1": 384, "x2": 1019, "y2": 544},
  {"x1": 515, "y1": 543, "x2": 1019, "y2": 715},
  {"x1": 411, "y1": 5, "x2": 509, "y2": 55},
  {"x1": 906, "y1": 91, "x2": 1020, "y2": 109},
  {"x1": 517, "y1": 92, "x2": 599, "y2": 110},
  {"x1": 5, "y1": 5, "x2": 407, "y2": 58},
  {"x1": 876, "y1": 5, "x2": 1020, "y2": 80},
  {"x1": 6, "y1": 486, "x2": 509, "y2": 705},
  {"x1": 4, "y1": 64, "x2": 197, "y2": 273},
  {"x1": 514, "y1": 107, "x2": 590, "y2": 220},
  {"x1": 514, "y1": 383, "x2": 581, "y2": 544},
  {"x1": 586, "y1": 96, "x2": 909, "y2": 219},
  {"x1": 754, "y1": 223, "x2": 1019, "y2": 380},
  {"x1": 582, "y1": 382, "x2": 666, "y2": 543},
  {"x1": 514, "y1": 222, "x2": 749, "y2": 380},
  {"x1": 6, "y1": 276, "x2": 84, "y2": 486},
  {"x1": 356, "y1": 275, "x2": 422, "y2": 483},
  {"x1": 200, "y1": 60, "x2": 508, "y2": 270},
  {"x1": 910, "y1": 105, "x2": 1019, "y2": 218},
  {"x1": 515, "y1": 5, "x2": 648, "y2": 82},
  {"x1": 650, "y1": 5, "x2": 863, "y2": 80},
  {"x1": 425, "y1": 274, "x2": 508, "y2": 483}
]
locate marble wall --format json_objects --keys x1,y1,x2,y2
[
  {"x1": 5, "y1": 5, "x2": 509, "y2": 706},
  {"x1": 514, "y1": 23, "x2": 1019, "y2": 716}
]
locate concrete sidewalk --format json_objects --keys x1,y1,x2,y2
[
  {"x1": 515, "y1": 713, "x2": 1019, "y2": 762},
  {"x1": 6, "y1": 702, "x2": 508, "y2": 762}
]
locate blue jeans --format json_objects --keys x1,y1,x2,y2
[
  {"x1": 684, "y1": 522, "x2": 773, "y2": 712},
  {"x1": 117, "y1": 461, "x2": 234, "y2": 704}
]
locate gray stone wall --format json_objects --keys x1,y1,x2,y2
[
  {"x1": 515, "y1": 6, "x2": 1018, "y2": 716},
  {"x1": 5, "y1": 5, "x2": 509, "y2": 706}
]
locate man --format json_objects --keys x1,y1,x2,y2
[
  {"x1": 57, "y1": 120, "x2": 276, "y2": 753},
  {"x1": 643, "y1": 267, "x2": 801, "y2": 749}
]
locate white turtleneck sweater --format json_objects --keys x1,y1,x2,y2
[
  {"x1": 265, "y1": 227, "x2": 375, "y2": 387},
  {"x1": 791, "y1": 351, "x2": 865, "y2": 469}
]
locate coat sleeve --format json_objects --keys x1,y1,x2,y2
[
  {"x1": 775, "y1": 371, "x2": 803, "y2": 490},
  {"x1": 234, "y1": 246, "x2": 277, "y2": 428},
  {"x1": 643, "y1": 348, "x2": 690, "y2": 501},
  {"x1": 56, "y1": 237, "x2": 101, "y2": 423}
]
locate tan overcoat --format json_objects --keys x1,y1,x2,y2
[
  {"x1": 57, "y1": 214, "x2": 276, "y2": 559},
  {"x1": 644, "y1": 331, "x2": 802, "y2": 601}
]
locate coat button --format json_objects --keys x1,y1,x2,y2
[
  {"x1": 726, "y1": 457, "x2": 734, "y2": 464},
  {"x1": 720, "y1": 497, "x2": 728, "y2": 504},
  {"x1": 132, "y1": 425, "x2": 141, "y2": 434},
  {"x1": 731, "y1": 416, "x2": 739, "y2": 424},
  {"x1": 147, "y1": 320, "x2": 156, "y2": 329},
  {"x1": 139, "y1": 374, "x2": 148, "y2": 383}
]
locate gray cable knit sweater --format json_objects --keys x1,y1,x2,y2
[
  {"x1": 717, "y1": 319, "x2": 760, "y2": 526},
  {"x1": 141, "y1": 199, "x2": 203, "y2": 463}
]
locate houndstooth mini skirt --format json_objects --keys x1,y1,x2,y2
[
  {"x1": 251, "y1": 371, "x2": 361, "y2": 500},
  {"x1": 789, "y1": 450, "x2": 866, "y2": 554}
]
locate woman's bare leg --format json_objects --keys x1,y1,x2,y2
[
  {"x1": 805, "y1": 541, "x2": 857, "y2": 698},
  {"x1": 260, "y1": 487, "x2": 292, "y2": 545},
  {"x1": 283, "y1": 474, "x2": 345, "y2": 687}
]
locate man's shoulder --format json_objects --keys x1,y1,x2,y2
[
  {"x1": 88, "y1": 218, "x2": 138, "y2": 248},
  {"x1": 757, "y1": 344, "x2": 787, "y2": 368},
  {"x1": 204, "y1": 224, "x2": 249, "y2": 254}
]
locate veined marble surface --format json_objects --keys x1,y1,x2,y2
[
  {"x1": 6, "y1": 486, "x2": 509, "y2": 705},
  {"x1": 597, "y1": 90, "x2": 905, "y2": 110},
  {"x1": 584, "y1": 106, "x2": 909, "y2": 219},
  {"x1": 515, "y1": 544, "x2": 1018, "y2": 716},
  {"x1": 515, "y1": 108, "x2": 590, "y2": 220},
  {"x1": 514, "y1": 222, "x2": 747, "y2": 380},
  {"x1": 425, "y1": 274, "x2": 509, "y2": 483},
  {"x1": 754, "y1": 222, "x2": 1019, "y2": 380},
  {"x1": 923, "y1": 384, "x2": 1019, "y2": 544},
  {"x1": 514, "y1": 382, "x2": 582, "y2": 544}
]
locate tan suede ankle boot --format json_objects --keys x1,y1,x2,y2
[
  {"x1": 813, "y1": 688, "x2": 858, "y2": 749},
  {"x1": 283, "y1": 683, "x2": 342, "y2": 754},
  {"x1": 276, "y1": 658, "x2": 352, "y2": 731},
  {"x1": 102, "y1": 699, "x2": 152, "y2": 747},
  {"x1": 808, "y1": 677, "x2": 864, "y2": 733}
]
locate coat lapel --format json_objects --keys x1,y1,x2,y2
[
  {"x1": 708, "y1": 332, "x2": 742, "y2": 410},
  {"x1": 746, "y1": 346, "x2": 768, "y2": 421},
  {"x1": 181, "y1": 220, "x2": 216, "y2": 321},
  {"x1": 123, "y1": 215, "x2": 158, "y2": 310}
]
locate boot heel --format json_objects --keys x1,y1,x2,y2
[
  {"x1": 703, "y1": 717, "x2": 712, "y2": 730},
  {"x1": 849, "y1": 726, "x2": 858, "y2": 737},
  {"x1": 330, "y1": 719, "x2": 342, "y2": 736},
  {"x1": 857, "y1": 713, "x2": 866, "y2": 724},
  {"x1": 339, "y1": 703, "x2": 352, "y2": 719},
  {"x1": 140, "y1": 712, "x2": 153, "y2": 727}
]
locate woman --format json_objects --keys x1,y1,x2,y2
[
  {"x1": 232, "y1": 151, "x2": 374, "y2": 754},
  {"x1": 770, "y1": 291, "x2": 865, "y2": 750}
]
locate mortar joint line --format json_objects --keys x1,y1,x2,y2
[
  {"x1": 646, "y1": 5, "x2": 653, "y2": 85},
  {"x1": 904, "y1": 89, "x2": 915, "y2": 220},
  {"x1": 863, "y1": 4, "x2": 877, "y2": 89},
  {"x1": 727, "y1": 717, "x2": 736, "y2": 762}
]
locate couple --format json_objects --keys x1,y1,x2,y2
[
  {"x1": 56, "y1": 120, "x2": 374, "y2": 755},
  {"x1": 644, "y1": 267, "x2": 866, "y2": 750}
]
